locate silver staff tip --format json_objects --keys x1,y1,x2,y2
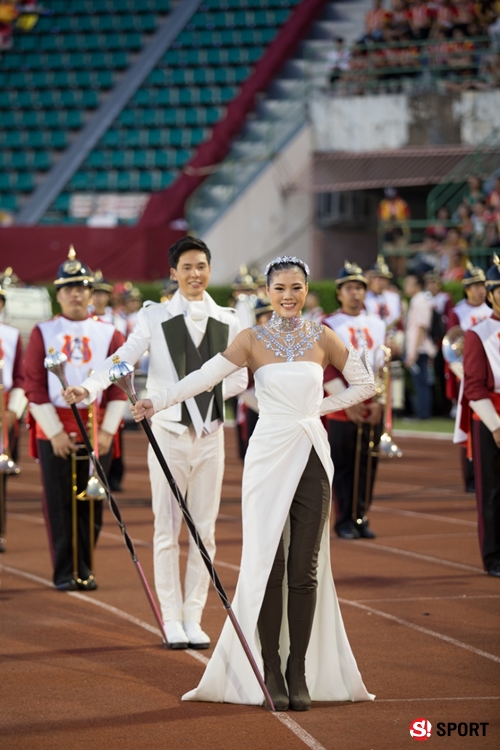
[
  {"x1": 44, "y1": 349, "x2": 68, "y2": 371},
  {"x1": 109, "y1": 358, "x2": 135, "y2": 384}
]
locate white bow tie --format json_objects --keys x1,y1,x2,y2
[{"x1": 188, "y1": 302, "x2": 208, "y2": 323}]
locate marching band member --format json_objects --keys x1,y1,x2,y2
[
  {"x1": 24, "y1": 248, "x2": 126, "y2": 591},
  {"x1": 462, "y1": 256, "x2": 500, "y2": 577},
  {"x1": 324, "y1": 262, "x2": 386, "y2": 539},
  {"x1": 365, "y1": 255, "x2": 402, "y2": 328},
  {"x1": 0, "y1": 287, "x2": 26, "y2": 553},
  {"x1": 62, "y1": 237, "x2": 247, "y2": 648},
  {"x1": 90, "y1": 270, "x2": 128, "y2": 336},
  {"x1": 449, "y1": 264, "x2": 492, "y2": 492}
]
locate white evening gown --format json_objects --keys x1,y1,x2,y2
[{"x1": 182, "y1": 361, "x2": 374, "y2": 705}]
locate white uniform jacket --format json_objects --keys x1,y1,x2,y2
[{"x1": 81, "y1": 290, "x2": 248, "y2": 434}]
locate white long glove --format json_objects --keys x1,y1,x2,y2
[
  {"x1": 150, "y1": 354, "x2": 241, "y2": 414},
  {"x1": 319, "y1": 346, "x2": 376, "y2": 415}
]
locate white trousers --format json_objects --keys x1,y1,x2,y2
[{"x1": 148, "y1": 423, "x2": 225, "y2": 623}]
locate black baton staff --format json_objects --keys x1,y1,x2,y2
[
  {"x1": 44, "y1": 348, "x2": 169, "y2": 648},
  {"x1": 109, "y1": 356, "x2": 276, "y2": 711}
]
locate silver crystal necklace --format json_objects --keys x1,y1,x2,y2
[{"x1": 255, "y1": 313, "x2": 322, "y2": 362}]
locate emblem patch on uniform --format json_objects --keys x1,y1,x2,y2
[
  {"x1": 0, "y1": 339, "x2": 3, "y2": 360},
  {"x1": 348, "y1": 327, "x2": 374, "y2": 349},
  {"x1": 62, "y1": 335, "x2": 92, "y2": 365}
]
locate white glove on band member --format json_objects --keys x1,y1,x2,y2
[
  {"x1": 101, "y1": 400, "x2": 127, "y2": 435},
  {"x1": 320, "y1": 346, "x2": 376, "y2": 416},
  {"x1": 449, "y1": 361, "x2": 464, "y2": 381},
  {"x1": 469, "y1": 399, "x2": 500, "y2": 433},
  {"x1": 8, "y1": 388, "x2": 28, "y2": 419},
  {"x1": 150, "y1": 354, "x2": 241, "y2": 414},
  {"x1": 29, "y1": 403, "x2": 64, "y2": 440}
]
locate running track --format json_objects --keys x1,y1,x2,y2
[{"x1": 1, "y1": 427, "x2": 499, "y2": 749}]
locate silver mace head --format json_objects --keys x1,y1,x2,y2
[
  {"x1": 379, "y1": 432, "x2": 403, "y2": 459},
  {"x1": 109, "y1": 355, "x2": 136, "y2": 403},
  {"x1": 44, "y1": 347, "x2": 68, "y2": 387},
  {"x1": 0, "y1": 453, "x2": 20, "y2": 475},
  {"x1": 80, "y1": 475, "x2": 107, "y2": 500}
]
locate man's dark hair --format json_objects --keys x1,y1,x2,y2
[{"x1": 168, "y1": 237, "x2": 211, "y2": 269}]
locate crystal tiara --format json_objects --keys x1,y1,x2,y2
[{"x1": 264, "y1": 256, "x2": 310, "y2": 278}]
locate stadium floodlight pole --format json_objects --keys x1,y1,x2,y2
[
  {"x1": 44, "y1": 348, "x2": 169, "y2": 649},
  {"x1": 109, "y1": 356, "x2": 276, "y2": 712}
]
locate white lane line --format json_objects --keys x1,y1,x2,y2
[
  {"x1": 0, "y1": 562, "x2": 322, "y2": 750},
  {"x1": 371, "y1": 506, "x2": 476, "y2": 527},
  {"x1": 339, "y1": 599, "x2": 500, "y2": 664},
  {"x1": 392, "y1": 429, "x2": 453, "y2": 441},
  {"x1": 7, "y1": 512, "x2": 44, "y2": 524},
  {"x1": 354, "y1": 594, "x2": 500, "y2": 603},
  {"x1": 377, "y1": 533, "x2": 475, "y2": 540},
  {"x1": 273, "y1": 713, "x2": 327, "y2": 750},
  {"x1": 376, "y1": 696, "x2": 500, "y2": 703},
  {"x1": 353, "y1": 541, "x2": 483, "y2": 573}
]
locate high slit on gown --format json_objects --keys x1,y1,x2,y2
[{"x1": 182, "y1": 361, "x2": 374, "y2": 705}]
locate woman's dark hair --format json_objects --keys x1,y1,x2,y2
[
  {"x1": 168, "y1": 237, "x2": 211, "y2": 269},
  {"x1": 265, "y1": 256, "x2": 309, "y2": 284}
]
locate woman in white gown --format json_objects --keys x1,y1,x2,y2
[{"x1": 131, "y1": 256, "x2": 376, "y2": 711}]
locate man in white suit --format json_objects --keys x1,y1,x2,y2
[{"x1": 63, "y1": 238, "x2": 247, "y2": 648}]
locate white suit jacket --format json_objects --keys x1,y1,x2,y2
[{"x1": 81, "y1": 290, "x2": 247, "y2": 432}]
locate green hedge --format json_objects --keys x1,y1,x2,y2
[{"x1": 45, "y1": 279, "x2": 465, "y2": 316}]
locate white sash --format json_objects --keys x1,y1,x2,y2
[{"x1": 0, "y1": 323, "x2": 20, "y2": 391}]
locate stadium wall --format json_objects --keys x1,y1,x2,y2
[
  {"x1": 200, "y1": 126, "x2": 314, "y2": 284},
  {"x1": 0, "y1": 226, "x2": 183, "y2": 283}
]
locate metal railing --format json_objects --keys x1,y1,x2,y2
[
  {"x1": 328, "y1": 36, "x2": 498, "y2": 98},
  {"x1": 378, "y1": 218, "x2": 498, "y2": 270}
]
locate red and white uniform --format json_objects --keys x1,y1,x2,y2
[
  {"x1": 449, "y1": 301, "x2": 492, "y2": 442},
  {"x1": 0, "y1": 321, "x2": 25, "y2": 412},
  {"x1": 448, "y1": 299, "x2": 492, "y2": 332},
  {"x1": 364, "y1": 290, "x2": 402, "y2": 328},
  {"x1": 25, "y1": 315, "x2": 126, "y2": 449},
  {"x1": 323, "y1": 310, "x2": 386, "y2": 421}
]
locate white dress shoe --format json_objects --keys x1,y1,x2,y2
[
  {"x1": 183, "y1": 621, "x2": 210, "y2": 649},
  {"x1": 164, "y1": 620, "x2": 189, "y2": 650}
]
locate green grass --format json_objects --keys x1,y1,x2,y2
[{"x1": 393, "y1": 417, "x2": 454, "y2": 434}]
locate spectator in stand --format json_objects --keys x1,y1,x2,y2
[
  {"x1": 454, "y1": 0, "x2": 477, "y2": 34},
  {"x1": 386, "y1": 0, "x2": 412, "y2": 41},
  {"x1": 432, "y1": 0, "x2": 459, "y2": 37},
  {"x1": 487, "y1": 176, "x2": 500, "y2": 211},
  {"x1": 439, "y1": 227, "x2": 468, "y2": 280},
  {"x1": 378, "y1": 187, "x2": 411, "y2": 251},
  {"x1": 455, "y1": 202, "x2": 474, "y2": 243},
  {"x1": 463, "y1": 176, "x2": 487, "y2": 210},
  {"x1": 362, "y1": 0, "x2": 390, "y2": 42},
  {"x1": 328, "y1": 37, "x2": 351, "y2": 86},
  {"x1": 409, "y1": 0, "x2": 434, "y2": 39},
  {"x1": 0, "y1": 0, "x2": 18, "y2": 49},
  {"x1": 426, "y1": 205, "x2": 452, "y2": 243},
  {"x1": 404, "y1": 271, "x2": 438, "y2": 419},
  {"x1": 470, "y1": 200, "x2": 493, "y2": 248}
]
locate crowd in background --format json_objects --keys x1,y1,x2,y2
[
  {"x1": 420, "y1": 175, "x2": 500, "y2": 279},
  {"x1": 0, "y1": 1, "x2": 44, "y2": 51},
  {"x1": 328, "y1": 0, "x2": 500, "y2": 94}
]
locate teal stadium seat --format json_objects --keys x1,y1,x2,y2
[{"x1": 0, "y1": 0, "x2": 300, "y2": 222}]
